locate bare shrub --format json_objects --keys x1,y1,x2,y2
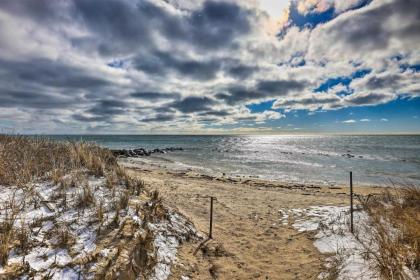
[
  {"x1": 75, "y1": 184, "x2": 95, "y2": 209},
  {"x1": 144, "y1": 190, "x2": 167, "y2": 221},
  {"x1": 0, "y1": 193, "x2": 20, "y2": 266},
  {"x1": 118, "y1": 190, "x2": 130, "y2": 210},
  {"x1": 111, "y1": 204, "x2": 121, "y2": 228},
  {"x1": 50, "y1": 225, "x2": 74, "y2": 249},
  {"x1": 128, "y1": 177, "x2": 145, "y2": 196},
  {"x1": 51, "y1": 169, "x2": 64, "y2": 185},
  {"x1": 115, "y1": 165, "x2": 126, "y2": 179},
  {"x1": 96, "y1": 200, "x2": 104, "y2": 224},
  {"x1": 13, "y1": 218, "x2": 31, "y2": 264},
  {"x1": 105, "y1": 172, "x2": 117, "y2": 189}
]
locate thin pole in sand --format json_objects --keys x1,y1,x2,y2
[
  {"x1": 350, "y1": 171, "x2": 354, "y2": 234},
  {"x1": 209, "y1": 196, "x2": 214, "y2": 239}
]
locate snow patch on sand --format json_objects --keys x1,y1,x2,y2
[
  {"x1": 0, "y1": 177, "x2": 198, "y2": 279},
  {"x1": 149, "y1": 212, "x2": 198, "y2": 280},
  {"x1": 280, "y1": 205, "x2": 378, "y2": 279}
]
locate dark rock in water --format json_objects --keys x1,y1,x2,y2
[
  {"x1": 342, "y1": 153, "x2": 355, "y2": 158},
  {"x1": 133, "y1": 148, "x2": 147, "y2": 156},
  {"x1": 153, "y1": 148, "x2": 165, "y2": 154},
  {"x1": 111, "y1": 147, "x2": 184, "y2": 157},
  {"x1": 165, "y1": 147, "x2": 183, "y2": 151}
]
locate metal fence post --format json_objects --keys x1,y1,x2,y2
[
  {"x1": 209, "y1": 196, "x2": 214, "y2": 239},
  {"x1": 350, "y1": 171, "x2": 354, "y2": 234}
]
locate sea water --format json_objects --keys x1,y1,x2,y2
[{"x1": 45, "y1": 135, "x2": 420, "y2": 186}]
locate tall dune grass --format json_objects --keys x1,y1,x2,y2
[
  {"x1": 0, "y1": 135, "x2": 117, "y2": 186},
  {"x1": 358, "y1": 185, "x2": 420, "y2": 279}
]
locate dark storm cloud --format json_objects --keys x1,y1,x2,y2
[
  {"x1": 170, "y1": 96, "x2": 217, "y2": 113},
  {"x1": 71, "y1": 99, "x2": 130, "y2": 123},
  {"x1": 71, "y1": 0, "x2": 154, "y2": 55},
  {"x1": 323, "y1": 0, "x2": 420, "y2": 51},
  {"x1": 134, "y1": 53, "x2": 259, "y2": 81},
  {"x1": 155, "y1": 106, "x2": 176, "y2": 114},
  {"x1": 215, "y1": 86, "x2": 260, "y2": 105},
  {"x1": 141, "y1": 114, "x2": 175, "y2": 122},
  {"x1": 134, "y1": 51, "x2": 222, "y2": 80},
  {"x1": 198, "y1": 110, "x2": 231, "y2": 117},
  {"x1": 216, "y1": 79, "x2": 306, "y2": 105},
  {"x1": 225, "y1": 65, "x2": 259, "y2": 79},
  {"x1": 0, "y1": 58, "x2": 109, "y2": 89},
  {"x1": 0, "y1": 88, "x2": 78, "y2": 109},
  {"x1": 364, "y1": 75, "x2": 401, "y2": 90},
  {"x1": 2, "y1": 0, "x2": 254, "y2": 58},
  {"x1": 130, "y1": 92, "x2": 181, "y2": 100},
  {"x1": 155, "y1": 0, "x2": 252, "y2": 51},
  {"x1": 72, "y1": 114, "x2": 110, "y2": 123},
  {"x1": 0, "y1": 0, "x2": 67, "y2": 23},
  {"x1": 177, "y1": 0, "x2": 252, "y2": 50},
  {"x1": 345, "y1": 93, "x2": 394, "y2": 106},
  {"x1": 256, "y1": 80, "x2": 306, "y2": 93},
  {"x1": 274, "y1": 96, "x2": 341, "y2": 108},
  {"x1": 71, "y1": 0, "x2": 253, "y2": 56},
  {"x1": 87, "y1": 100, "x2": 128, "y2": 116}
]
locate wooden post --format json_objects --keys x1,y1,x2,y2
[
  {"x1": 350, "y1": 171, "x2": 354, "y2": 234},
  {"x1": 209, "y1": 197, "x2": 214, "y2": 239}
]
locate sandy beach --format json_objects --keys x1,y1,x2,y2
[{"x1": 124, "y1": 160, "x2": 383, "y2": 280}]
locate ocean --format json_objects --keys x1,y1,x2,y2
[{"x1": 46, "y1": 135, "x2": 420, "y2": 186}]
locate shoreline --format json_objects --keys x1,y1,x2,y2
[
  {"x1": 121, "y1": 157, "x2": 389, "y2": 191},
  {"x1": 123, "y1": 160, "x2": 384, "y2": 279}
]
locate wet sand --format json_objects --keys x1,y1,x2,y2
[{"x1": 124, "y1": 161, "x2": 383, "y2": 280}]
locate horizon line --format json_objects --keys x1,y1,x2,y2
[{"x1": 10, "y1": 132, "x2": 420, "y2": 136}]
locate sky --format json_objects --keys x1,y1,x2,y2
[{"x1": 0, "y1": 0, "x2": 419, "y2": 134}]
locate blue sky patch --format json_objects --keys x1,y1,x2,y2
[
  {"x1": 286, "y1": 0, "x2": 373, "y2": 31},
  {"x1": 289, "y1": 5, "x2": 335, "y2": 30},
  {"x1": 246, "y1": 100, "x2": 276, "y2": 113},
  {"x1": 107, "y1": 59, "x2": 125, "y2": 68},
  {"x1": 400, "y1": 64, "x2": 420, "y2": 72},
  {"x1": 314, "y1": 69, "x2": 371, "y2": 92},
  {"x1": 265, "y1": 97, "x2": 420, "y2": 133}
]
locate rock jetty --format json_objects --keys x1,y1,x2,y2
[{"x1": 111, "y1": 147, "x2": 183, "y2": 157}]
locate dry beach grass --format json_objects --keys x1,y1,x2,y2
[
  {"x1": 356, "y1": 186, "x2": 420, "y2": 279},
  {"x1": 0, "y1": 135, "x2": 116, "y2": 186}
]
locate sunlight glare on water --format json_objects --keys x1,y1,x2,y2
[{"x1": 45, "y1": 135, "x2": 420, "y2": 186}]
